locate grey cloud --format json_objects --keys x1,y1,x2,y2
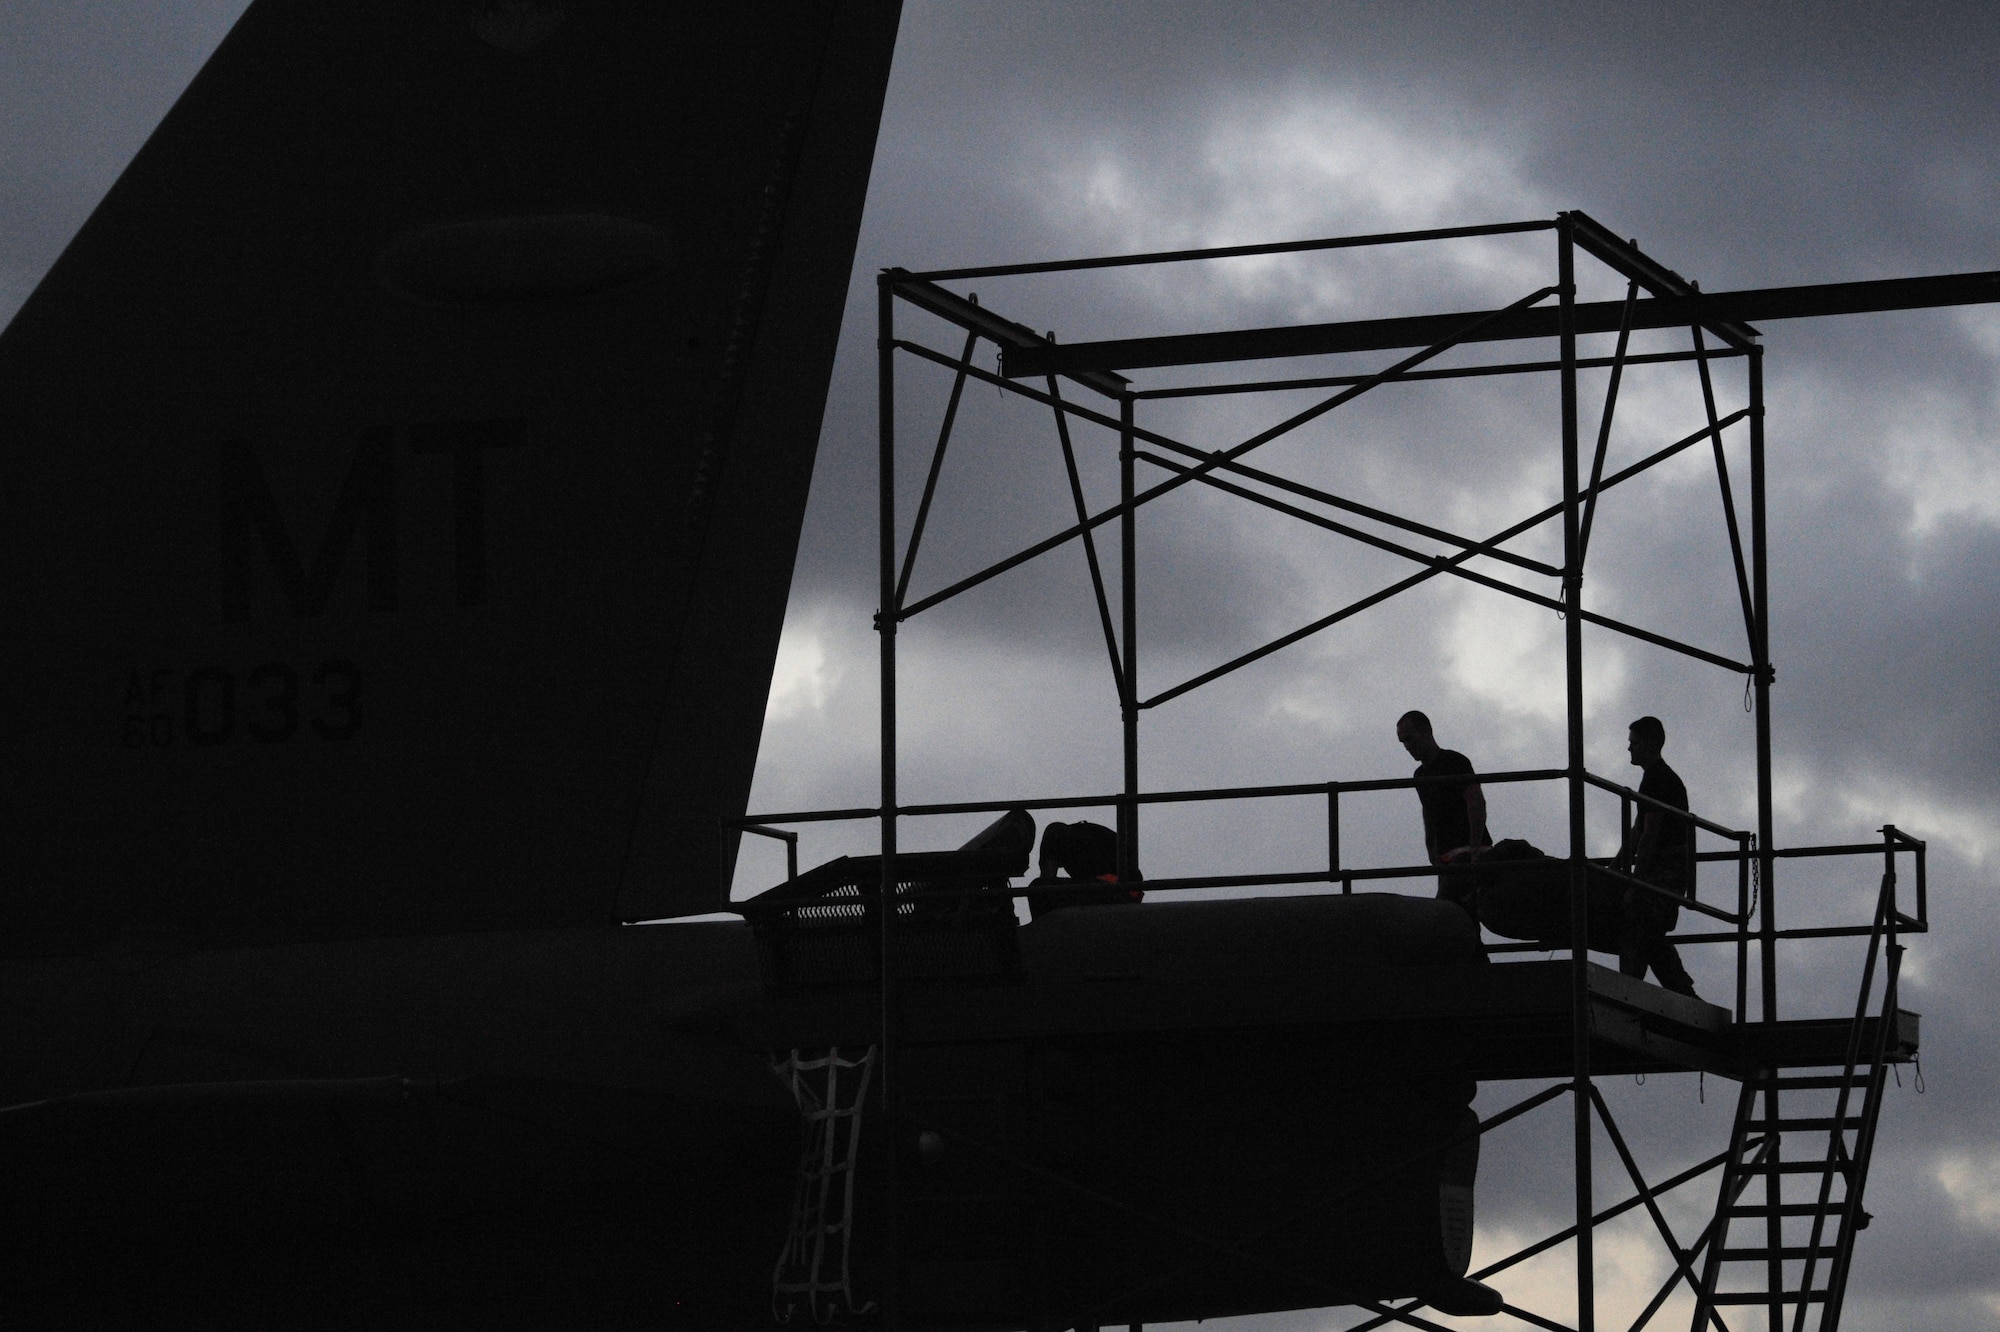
[{"x1": 783, "y1": 5, "x2": 2000, "y2": 1321}]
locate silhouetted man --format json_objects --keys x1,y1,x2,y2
[
  {"x1": 1026, "y1": 820, "x2": 1143, "y2": 919},
  {"x1": 1396, "y1": 710, "x2": 1491, "y2": 909},
  {"x1": 1616, "y1": 716, "x2": 1699, "y2": 997}
]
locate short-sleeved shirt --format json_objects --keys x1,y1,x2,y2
[
  {"x1": 1637, "y1": 763, "x2": 1693, "y2": 881},
  {"x1": 1415, "y1": 749, "x2": 1479, "y2": 858}
]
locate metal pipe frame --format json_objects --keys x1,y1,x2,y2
[
  {"x1": 886, "y1": 333, "x2": 1757, "y2": 680},
  {"x1": 1120, "y1": 392, "x2": 1139, "y2": 880},
  {"x1": 831, "y1": 214, "x2": 1934, "y2": 1332},
  {"x1": 1131, "y1": 344, "x2": 1745, "y2": 401},
  {"x1": 874, "y1": 273, "x2": 902, "y2": 1332},
  {"x1": 1345, "y1": 1097, "x2": 1759, "y2": 1332},
  {"x1": 887, "y1": 283, "x2": 1564, "y2": 621},
  {"x1": 1000, "y1": 267, "x2": 2000, "y2": 378},
  {"x1": 1559, "y1": 215, "x2": 1595, "y2": 1332},
  {"x1": 738, "y1": 823, "x2": 800, "y2": 884}
]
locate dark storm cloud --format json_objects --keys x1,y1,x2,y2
[
  {"x1": 776, "y1": 6, "x2": 2000, "y2": 1324},
  {"x1": 787, "y1": 0, "x2": 2000, "y2": 836}
]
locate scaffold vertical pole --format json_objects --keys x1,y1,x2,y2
[
  {"x1": 1120, "y1": 392, "x2": 1139, "y2": 879},
  {"x1": 1749, "y1": 345, "x2": 1775, "y2": 1023},
  {"x1": 1748, "y1": 342, "x2": 1780, "y2": 1332},
  {"x1": 1737, "y1": 834, "x2": 1752, "y2": 1024},
  {"x1": 1328, "y1": 785, "x2": 1344, "y2": 891},
  {"x1": 876, "y1": 272, "x2": 902, "y2": 1332},
  {"x1": 1558, "y1": 213, "x2": 1595, "y2": 1332}
]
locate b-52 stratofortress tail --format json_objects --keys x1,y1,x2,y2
[{"x1": 0, "y1": 0, "x2": 900, "y2": 944}]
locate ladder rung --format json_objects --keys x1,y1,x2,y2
[
  {"x1": 1719, "y1": 1246, "x2": 1843, "y2": 1260},
  {"x1": 1710, "y1": 1291, "x2": 1829, "y2": 1305},
  {"x1": 1735, "y1": 1160, "x2": 1853, "y2": 1175},
  {"x1": 1727, "y1": 1203, "x2": 1851, "y2": 1218},
  {"x1": 1746, "y1": 1117, "x2": 1866, "y2": 1132},
  {"x1": 1753, "y1": 1074, "x2": 1868, "y2": 1090}
]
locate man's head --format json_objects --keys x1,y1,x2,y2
[
  {"x1": 1396, "y1": 710, "x2": 1440, "y2": 762},
  {"x1": 1627, "y1": 715, "x2": 1666, "y2": 768}
]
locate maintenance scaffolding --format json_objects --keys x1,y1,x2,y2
[{"x1": 735, "y1": 212, "x2": 1985, "y2": 1331}]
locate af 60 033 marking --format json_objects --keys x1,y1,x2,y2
[{"x1": 120, "y1": 660, "x2": 364, "y2": 749}]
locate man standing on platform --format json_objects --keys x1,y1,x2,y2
[
  {"x1": 1616, "y1": 715, "x2": 1700, "y2": 997},
  {"x1": 1396, "y1": 710, "x2": 1492, "y2": 909}
]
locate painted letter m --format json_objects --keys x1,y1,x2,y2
[{"x1": 219, "y1": 432, "x2": 396, "y2": 621}]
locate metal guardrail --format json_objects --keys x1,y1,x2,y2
[{"x1": 728, "y1": 769, "x2": 1926, "y2": 1028}]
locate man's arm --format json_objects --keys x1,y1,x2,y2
[
  {"x1": 1464, "y1": 781, "x2": 1490, "y2": 847},
  {"x1": 1632, "y1": 809, "x2": 1661, "y2": 872}
]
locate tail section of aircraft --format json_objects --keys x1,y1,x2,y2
[{"x1": 0, "y1": 0, "x2": 901, "y2": 950}]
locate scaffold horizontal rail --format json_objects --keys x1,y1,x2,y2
[
  {"x1": 1728, "y1": 1204, "x2": 1854, "y2": 1218},
  {"x1": 1719, "y1": 1245, "x2": 1842, "y2": 1260},
  {"x1": 1711, "y1": 1290, "x2": 1829, "y2": 1305},
  {"x1": 1734, "y1": 1160, "x2": 1857, "y2": 1176},
  {"x1": 1003, "y1": 268, "x2": 2000, "y2": 376},
  {"x1": 902, "y1": 218, "x2": 1558, "y2": 282},
  {"x1": 1745, "y1": 1116, "x2": 1865, "y2": 1132}
]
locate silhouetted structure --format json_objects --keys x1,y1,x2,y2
[{"x1": 731, "y1": 212, "x2": 1980, "y2": 1330}]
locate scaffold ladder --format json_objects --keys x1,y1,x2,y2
[
  {"x1": 773, "y1": 1046, "x2": 879, "y2": 1325},
  {"x1": 1693, "y1": 864, "x2": 1906, "y2": 1331}
]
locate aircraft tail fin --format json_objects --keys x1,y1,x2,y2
[{"x1": 0, "y1": 0, "x2": 902, "y2": 952}]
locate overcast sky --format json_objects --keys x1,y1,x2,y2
[{"x1": 5, "y1": 2, "x2": 1998, "y2": 1327}]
